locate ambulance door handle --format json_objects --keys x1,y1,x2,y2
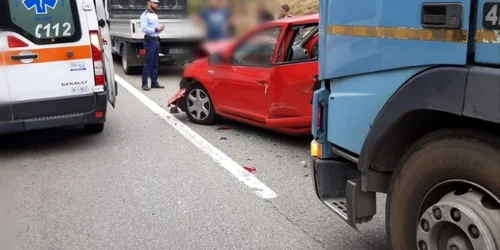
[{"x1": 11, "y1": 54, "x2": 38, "y2": 61}]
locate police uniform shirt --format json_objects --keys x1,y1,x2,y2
[{"x1": 140, "y1": 9, "x2": 160, "y2": 37}]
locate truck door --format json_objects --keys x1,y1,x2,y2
[
  {"x1": 0, "y1": 33, "x2": 12, "y2": 123},
  {"x1": 475, "y1": 1, "x2": 500, "y2": 65},
  {"x1": 94, "y1": 0, "x2": 117, "y2": 106},
  {"x1": 320, "y1": 0, "x2": 472, "y2": 79}
]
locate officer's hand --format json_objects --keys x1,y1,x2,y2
[{"x1": 158, "y1": 25, "x2": 165, "y2": 32}]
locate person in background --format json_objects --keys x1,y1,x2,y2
[
  {"x1": 277, "y1": 4, "x2": 292, "y2": 19},
  {"x1": 220, "y1": 0, "x2": 236, "y2": 37},
  {"x1": 194, "y1": 0, "x2": 231, "y2": 41},
  {"x1": 257, "y1": 3, "x2": 275, "y2": 24},
  {"x1": 140, "y1": 0, "x2": 165, "y2": 91}
]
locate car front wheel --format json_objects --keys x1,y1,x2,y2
[{"x1": 184, "y1": 83, "x2": 216, "y2": 125}]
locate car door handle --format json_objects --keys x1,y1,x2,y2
[{"x1": 11, "y1": 54, "x2": 38, "y2": 61}]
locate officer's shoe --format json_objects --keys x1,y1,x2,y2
[
  {"x1": 151, "y1": 83, "x2": 165, "y2": 89},
  {"x1": 142, "y1": 85, "x2": 151, "y2": 91}
]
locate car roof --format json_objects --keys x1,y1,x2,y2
[{"x1": 270, "y1": 14, "x2": 319, "y2": 24}]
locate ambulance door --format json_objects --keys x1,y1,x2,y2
[
  {"x1": 94, "y1": 0, "x2": 117, "y2": 106},
  {"x1": 2, "y1": 0, "x2": 97, "y2": 120}
]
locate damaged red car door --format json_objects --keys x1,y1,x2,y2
[{"x1": 212, "y1": 26, "x2": 284, "y2": 122}]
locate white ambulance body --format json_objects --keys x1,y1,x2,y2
[{"x1": 0, "y1": 0, "x2": 116, "y2": 134}]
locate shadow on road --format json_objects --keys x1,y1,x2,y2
[
  {"x1": 0, "y1": 126, "x2": 99, "y2": 156},
  {"x1": 174, "y1": 112, "x2": 312, "y2": 150},
  {"x1": 221, "y1": 118, "x2": 312, "y2": 145}
]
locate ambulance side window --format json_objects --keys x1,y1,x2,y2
[{"x1": 0, "y1": 1, "x2": 82, "y2": 45}]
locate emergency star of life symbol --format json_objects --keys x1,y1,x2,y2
[{"x1": 23, "y1": 0, "x2": 58, "y2": 15}]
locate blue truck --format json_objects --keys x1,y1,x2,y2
[{"x1": 311, "y1": 0, "x2": 500, "y2": 249}]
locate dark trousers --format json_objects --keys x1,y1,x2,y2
[{"x1": 142, "y1": 38, "x2": 159, "y2": 86}]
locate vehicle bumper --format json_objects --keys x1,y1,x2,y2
[
  {"x1": 0, "y1": 92, "x2": 108, "y2": 134},
  {"x1": 311, "y1": 156, "x2": 377, "y2": 230},
  {"x1": 128, "y1": 42, "x2": 200, "y2": 67},
  {"x1": 166, "y1": 78, "x2": 190, "y2": 110}
]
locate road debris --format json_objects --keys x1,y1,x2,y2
[
  {"x1": 243, "y1": 166, "x2": 256, "y2": 173},
  {"x1": 220, "y1": 137, "x2": 227, "y2": 140},
  {"x1": 300, "y1": 160, "x2": 308, "y2": 168},
  {"x1": 169, "y1": 106, "x2": 179, "y2": 113},
  {"x1": 217, "y1": 126, "x2": 231, "y2": 131}
]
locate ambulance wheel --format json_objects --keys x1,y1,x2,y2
[
  {"x1": 184, "y1": 83, "x2": 216, "y2": 125},
  {"x1": 121, "y1": 45, "x2": 139, "y2": 75},
  {"x1": 387, "y1": 129, "x2": 500, "y2": 250},
  {"x1": 84, "y1": 123, "x2": 104, "y2": 134}
]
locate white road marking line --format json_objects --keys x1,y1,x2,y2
[{"x1": 115, "y1": 75, "x2": 278, "y2": 199}]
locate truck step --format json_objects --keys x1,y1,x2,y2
[
  {"x1": 313, "y1": 159, "x2": 377, "y2": 229},
  {"x1": 322, "y1": 180, "x2": 376, "y2": 228}
]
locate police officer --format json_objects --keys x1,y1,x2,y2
[{"x1": 140, "y1": 0, "x2": 165, "y2": 91}]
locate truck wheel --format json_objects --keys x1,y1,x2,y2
[
  {"x1": 387, "y1": 129, "x2": 500, "y2": 250},
  {"x1": 184, "y1": 83, "x2": 216, "y2": 125},
  {"x1": 84, "y1": 123, "x2": 104, "y2": 134},
  {"x1": 121, "y1": 45, "x2": 139, "y2": 75}
]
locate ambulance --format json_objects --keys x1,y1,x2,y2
[{"x1": 0, "y1": 0, "x2": 117, "y2": 134}]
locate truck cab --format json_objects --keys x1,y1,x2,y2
[{"x1": 311, "y1": 0, "x2": 500, "y2": 249}]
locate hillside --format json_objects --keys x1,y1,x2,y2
[
  {"x1": 286, "y1": 0, "x2": 319, "y2": 16},
  {"x1": 189, "y1": 0, "x2": 318, "y2": 15},
  {"x1": 188, "y1": 0, "x2": 319, "y2": 34}
]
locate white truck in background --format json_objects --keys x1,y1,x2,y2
[{"x1": 104, "y1": 0, "x2": 204, "y2": 74}]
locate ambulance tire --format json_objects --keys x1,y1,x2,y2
[
  {"x1": 84, "y1": 123, "x2": 104, "y2": 134},
  {"x1": 386, "y1": 129, "x2": 500, "y2": 250}
]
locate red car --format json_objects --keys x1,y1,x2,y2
[{"x1": 168, "y1": 14, "x2": 319, "y2": 135}]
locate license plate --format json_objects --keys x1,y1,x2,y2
[
  {"x1": 169, "y1": 49, "x2": 183, "y2": 54},
  {"x1": 483, "y1": 2, "x2": 500, "y2": 29},
  {"x1": 71, "y1": 86, "x2": 89, "y2": 94}
]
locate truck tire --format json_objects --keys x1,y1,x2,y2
[
  {"x1": 121, "y1": 44, "x2": 140, "y2": 75},
  {"x1": 387, "y1": 129, "x2": 500, "y2": 250}
]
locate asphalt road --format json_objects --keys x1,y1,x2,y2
[{"x1": 0, "y1": 61, "x2": 387, "y2": 250}]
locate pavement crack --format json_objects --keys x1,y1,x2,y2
[{"x1": 265, "y1": 200, "x2": 327, "y2": 249}]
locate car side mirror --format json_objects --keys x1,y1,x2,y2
[{"x1": 209, "y1": 52, "x2": 227, "y2": 65}]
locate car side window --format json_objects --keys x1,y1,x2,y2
[
  {"x1": 283, "y1": 23, "x2": 318, "y2": 63},
  {"x1": 231, "y1": 27, "x2": 281, "y2": 67}
]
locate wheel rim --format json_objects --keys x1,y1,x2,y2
[
  {"x1": 186, "y1": 88, "x2": 211, "y2": 121},
  {"x1": 417, "y1": 180, "x2": 500, "y2": 250}
]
